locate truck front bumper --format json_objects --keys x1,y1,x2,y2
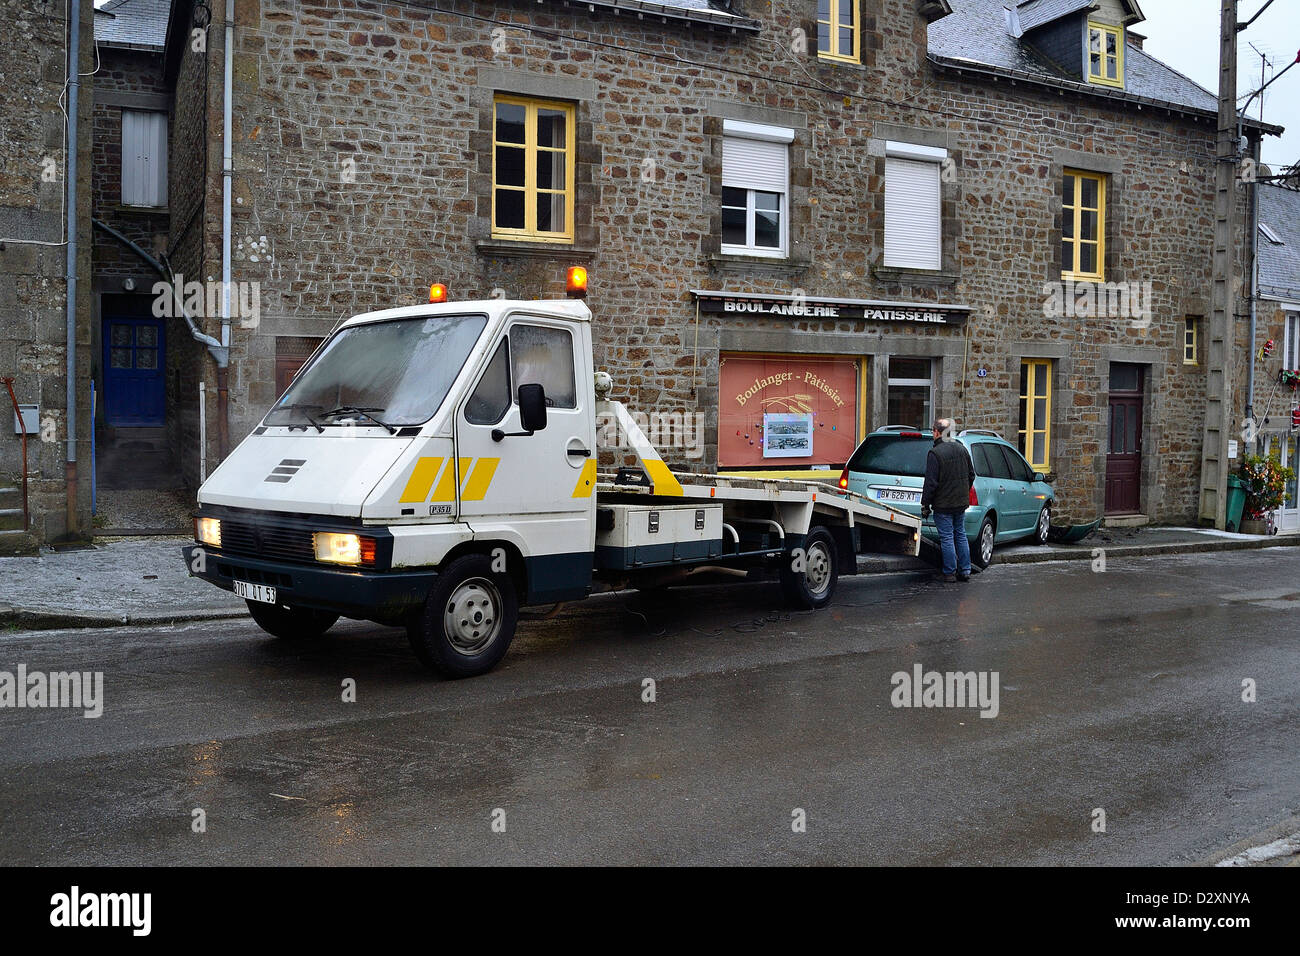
[{"x1": 182, "y1": 545, "x2": 436, "y2": 621}]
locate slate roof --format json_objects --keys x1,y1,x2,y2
[
  {"x1": 542, "y1": 0, "x2": 761, "y2": 31},
  {"x1": 95, "y1": 0, "x2": 170, "y2": 51},
  {"x1": 929, "y1": 0, "x2": 1276, "y2": 129},
  {"x1": 1258, "y1": 184, "x2": 1300, "y2": 303},
  {"x1": 1015, "y1": 0, "x2": 1094, "y2": 34}
]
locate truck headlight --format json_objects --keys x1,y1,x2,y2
[
  {"x1": 195, "y1": 517, "x2": 222, "y2": 548},
  {"x1": 314, "y1": 532, "x2": 377, "y2": 566}
]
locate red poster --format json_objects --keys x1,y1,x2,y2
[{"x1": 718, "y1": 354, "x2": 860, "y2": 468}]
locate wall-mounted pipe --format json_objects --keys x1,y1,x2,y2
[
  {"x1": 219, "y1": 0, "x2": 235, "y2": 459},
  {"x1": 64, "y1": 0, "x2": 82, "y2": 536}
]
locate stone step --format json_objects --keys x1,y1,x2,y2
[
  {"x1": 0, "y1": 529, "x2": 38, "y2": 556},
  {"x1": 0, "y1": 507, "x2": 26, "y2": 532}
]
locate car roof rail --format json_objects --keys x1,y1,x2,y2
[
  {"x1": 879, "y1": 424, "x2": 923, "y2": 432},
  {"x1": 958, "y1": 429, "x2": 1002, "y2": 438}
]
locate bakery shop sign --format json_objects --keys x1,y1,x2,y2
[{"x1": 692, "y1": 290, "x2": 970, "y2": 326}]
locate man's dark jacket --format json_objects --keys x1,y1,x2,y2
[{"x1": 921, "y1": 438, "x2": 976, "y2": 513}]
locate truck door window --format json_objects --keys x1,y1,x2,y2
[
  {"x1": 465, "y1": 338, "x2": 512, "y2": 425},
  {"x1": 509, "y1": 324, "x2": 576, "y2": 408}
]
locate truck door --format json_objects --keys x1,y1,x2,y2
[{"x1": 454, "y1": 315, "x2": 596, "y2": 602}]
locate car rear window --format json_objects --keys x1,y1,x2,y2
[{"x1": 847, "y1": 434, "x2": 930, "y2": 477}]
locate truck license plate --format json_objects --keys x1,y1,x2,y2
[
  {"x1": 878, "y1": 488, "x2": 920, "y2": 503},
  {"x1": 233, "y1": 580, "x2": 276, "y2": 604}
]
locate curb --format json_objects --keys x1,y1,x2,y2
[{"x1": 0, "y1": 605, "x2": 248, "y2": 633}]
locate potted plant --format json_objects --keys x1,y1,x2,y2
[{"x1": 1238, "y1": 452, "x2": 1295, "y2": 534}]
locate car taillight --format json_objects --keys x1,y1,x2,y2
[
  {"x1": 838, "y1": 466, "x2": 849, "y2": 490},
  {"x1": 969, "y1": 485, "x2": 979, "y2": 507}
]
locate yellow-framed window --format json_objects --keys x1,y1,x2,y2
[
  {"x1": 1087, "y1": 22, "x2": 1124, "y2": 88},
  {"x1": 1019, "y1": 359, "x2": 1052, "y2": 471},
  {"x1": 1062, "y1": 168, "x2": 1105, "y2": 281},
  {"x1": 492, "y1": 95, "x2": 576, "y2": 243},
  {"x1": 817, "y1": 0, "x2": 859, "y2": 63},
  {"x1": 1184, "y1": 317, "x2": 1198, "y2": 365}
]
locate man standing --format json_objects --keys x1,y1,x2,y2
[{"x1": 920, "y1": 418, "x2": 976, "y2": 583}]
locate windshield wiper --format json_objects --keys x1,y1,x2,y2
[
  {"x1": 274, "y1": 403, "x2": 325, "y2": 433},
  {"x1": 321, "y1": 406, "x2": 396, "y2": 434}
]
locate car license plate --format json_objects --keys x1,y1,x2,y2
[
  {"x1": 233, "y1": 580, "x2": 276, "y2": 604},
  {"x1": 878, "y1": 488, "x2": 920, "y2": 503}
]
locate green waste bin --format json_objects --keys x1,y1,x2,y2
[{"x1": 1225, "y1": 474, "x2": 1248, "y2": 532}]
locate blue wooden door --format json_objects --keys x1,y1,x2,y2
[{"x1": 103, "y1": 317, "x2": 165, "y2": 426}]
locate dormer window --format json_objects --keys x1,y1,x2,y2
[{"x1": 1087, "y1": 22, "x2": 1124, "y2": 88}]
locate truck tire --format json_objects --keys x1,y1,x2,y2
[
  {"x1": 780, "y1": 526, "x2": 838, "y2": 610},
  {"x1": 407, "y1": 554, "x2": 518, "y2": 678},
  {"x1": 246, "y1": 601, "x2": 338, "y2": 640}
]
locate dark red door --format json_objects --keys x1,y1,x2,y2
[{"x1": 1105, "y1": 364, "x2": 1144, "y2": 514}]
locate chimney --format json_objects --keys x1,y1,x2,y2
[{"x1": 1127, "y1": 30, "x2": 1145, "y2": 50}]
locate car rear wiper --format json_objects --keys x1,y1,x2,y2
[
  {"x1": 275, "y1": 403, "x2": 325, "y2": 433},
  {"x1": 321, "y1": 405, "x2": 396, "y2": 434}
]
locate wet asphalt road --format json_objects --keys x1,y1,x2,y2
[{"x1": 1, "y1": 548, "x2": 1297, "y2": 866}]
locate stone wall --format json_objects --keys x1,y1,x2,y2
[
  {"x1": 0, "y1": 0, "x2": 94, "y2": 545},
  {"x1": 183, "y1": 0, "x2": 1253, "y2": 525}
]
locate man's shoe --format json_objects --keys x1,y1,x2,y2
[
  {"x1": 940, "y1": 573, "x2": 957, "y2": 583},
  {"x1": 956, "y1": 574, "x2": 970, "y2": 582}
]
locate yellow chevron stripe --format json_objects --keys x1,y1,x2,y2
[
  {"x1": 461, "y1": 457, "x2": 500, "y2": 501},
  {"x1": 399, "y1": 457, "x2": 444, "y2": 503},
  {"x1": 571, "y1": 458, "x2": 597, "y2": 498},
  {"x1": 432, "y1": 457, "x2": 471, "y2": 502},
  {"x1": 643, "y1": 458, "x2": 684, "y2": 497}
]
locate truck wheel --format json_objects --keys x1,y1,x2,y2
[
  {"x1": 246, "y1": 601, "x2": 338, "y2": 640},
  {"x1": 780, "y1": 526, "x2": 838, "y2": 610},
  {"x1": 407, "y1": 554, "x2": 518, "y2": 678}
]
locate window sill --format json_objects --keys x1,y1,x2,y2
[
  {"x1": 112, "y1": 204, "x2": 169, "y2": 216},
  {"x1": 871, "y1": 265, "x2": 959, "y2": 287},
  {"x1": 476, "y1": 240, "x2": 595, "y2": 261},
  {"x1": 709, "y1": 252, "x2": 811, "y2": 275}
]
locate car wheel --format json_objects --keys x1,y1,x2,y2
[
  {"x1": 972, "y1": 516, "x2": 995, "y2": 570},
  {"x1": 246, "y1": 601, "x2": 338, "y2": 640},
  {"x1": 407, "y1": 554, "x2": 518, "y2": 678},
  {"x1": 780, "y1": 526, "x2": 839, "y2": 610},
  {"x1": 1033, "y1": 504, "x2": 1051, "y2": 545}
]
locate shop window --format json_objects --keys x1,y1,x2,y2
[
  {"x1": 1018, "y1": 360, "x2": 1052, "y2": 471},
  {"x1": 817, "y1": 0, "x2": 858, "y2": 63},
  {"x1": 886, "y1": 357, "x2": 932, "y2": 429},
  {"x1": 492, "y1": 95, "x2": 575, "y2": 243},
  {"x1": 1183, "y1": 318, "x2": 1198, "y2": 365},
  {"x1": 1062, "y1": 169, "x2": 1106, "y2": 281},
  {"x1": 884, "y1": 142, "x2": 945, "y2": 271},
  {"x1": 718, "y1": 353, "x2": 860, "y2": 470},
  {"x1": 1087, "y1": 22, "x2": 1124, "y2": 88},
  {"x1": 721, "y1": 120, "x2": 792, "y2": 258}
]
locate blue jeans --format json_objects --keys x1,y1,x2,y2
[{"x1": 933, "y1": 510, "x2": 971, "y2": 576}]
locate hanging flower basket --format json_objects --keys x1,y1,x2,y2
[{"x1": 1239, "y1": 452, "x2": 1295, "y2": 523}]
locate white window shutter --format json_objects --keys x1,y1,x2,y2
[
  {"x1": 121, "y1": 110, "x2": 167, "y2": 207},
  {"x1": 723, "y1": 136, "x2": 788, "y2": 194},
  {"x1": 884, "y1": 156, "x2": 942, "y2": 270}
]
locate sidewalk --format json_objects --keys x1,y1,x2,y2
[{"x1": 1, "y1": 527, "x2": 1298, "y2": 631}]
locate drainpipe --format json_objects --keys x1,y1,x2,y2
[
  {"x1": 218, "y1": 0, "x2": 235, "y2": 460},
  {"x1": 64, "y1": 0, "x2": 82, "y2": 537}
]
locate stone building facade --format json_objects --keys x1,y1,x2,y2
[
  {"x1": 0, "y1": 0, "x2": 94, "y2": 551},
  {"x1": 154, "y1": 0, "x2": 1278, "y2": 525}
]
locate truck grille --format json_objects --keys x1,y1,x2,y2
[{"x1": 218, "y1": 517, "x2": 316, "y2": 564}]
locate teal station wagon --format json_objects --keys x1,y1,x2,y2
[{"x1": 838, "y1": 427, "x2": 1055, "y2": 568}]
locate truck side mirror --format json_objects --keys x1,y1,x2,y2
[{"x1": 517, "y1": 383, "x2": 547, "y2": 433}]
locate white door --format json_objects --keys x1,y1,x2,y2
[
  {"x1": 1281, "y1": 434, "x2": 1299, "y2": 533},
  {"x1": 454, "y1": 314, "x2": 596, "y2": 602}
]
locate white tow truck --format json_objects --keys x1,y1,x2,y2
[{"x1": 184, "y1": 270, "x2": 922, "y2": 676}]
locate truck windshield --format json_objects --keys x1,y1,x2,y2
[{"x1": 264, "y1": 313, "x2": 487, "y2": 428}]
